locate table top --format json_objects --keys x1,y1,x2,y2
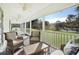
[{"x1": 24, "y1": 42, "x2": 49, "y2": 55}]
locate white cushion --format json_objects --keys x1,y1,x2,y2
[
  {"x1": 50, "y1": 50, "x2": 64, "y2": 55},
  {"x1": 6, "y1": 32, "x2": 16, "y2": 40}
]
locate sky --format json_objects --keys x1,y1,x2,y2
[{"x1": 44, "y1": 6, "x2": 77, "y2": 23}]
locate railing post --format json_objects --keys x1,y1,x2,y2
[{"x1": 61, "y1": 33, "x2": 62, "y2": 47}]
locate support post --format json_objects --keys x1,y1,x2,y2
[
  {"x1": 30, "y1": 20, "x2": 32, "y2": 35},
  {"x1": 42, "y1": 17, "x2": 45, "y2": 31},
  {"x1": 0, "y1": 7, "x2": 4, "y2": 43},
  {"x1": 25, "y1": 22, "x2": 26, "y2": 33}
]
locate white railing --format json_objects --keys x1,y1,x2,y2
[{"x1": 40, "y1": 31, "x2": 79, "y2": 49}]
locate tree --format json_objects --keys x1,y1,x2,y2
[
  {"x1": 76, "y1": 6, "x2": 79, "y2": 28},
  {"x1": 45, "y1": 21, "x2": 49, "y2": 30},
  {"x1": 55, "y1": 21, "x2": 61, "y2": 31},
  {"x1": 64, "y1": 6, "x2": 79, "y2": 32},
  {"x1": 65, "y1": 14, "x2": 76, "y2": 28},
  {"x1": 76, "y1": 6, "x2": 79, "y2": 17},
  {"x1": 66, "y1": 14, "x2": 75, "y2": 22}
]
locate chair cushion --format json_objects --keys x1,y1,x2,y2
[
  {"x1": 31, "y1": 37, "x2": 39, "y2": 41},
  {"x1": 13, "y1": 40, "x2": 23, "y2": 46},
  {"x1": 32, "y1": 31, "x2": 40, "y2": 37},
  {"x1": 16, "y1": 36, "x2": 23, "y2": 40},
  {"x1": 6, "y1": 32, "x2": 16, "y2": 40}
]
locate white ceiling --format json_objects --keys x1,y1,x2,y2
[{"x1": 0, "y1": 3, "x2": 77, "y2": 23}]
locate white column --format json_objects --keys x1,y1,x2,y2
[
  {"x1": 25, "y1": 22, "x2": 26, "y2": 33},
  {"x1": 0, "y1": 7, "x2": 4, "y2": 43},
  {"x1": 21, "y1": 23, "x2": 24, "y2": 33},
  {"x1": 9, "y1": 20, "x2": 11, "y2": 31},
  {"x1": 20, "y1": 23, "x2": 23, "y2": 33},
  {"x1": 42, "y1": 17, "x2": 45, "y2": 31},
  {"x1": 30, "y1": 20, "x2": 32, "y2": 35}
]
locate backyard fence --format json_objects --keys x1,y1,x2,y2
[{"x1": 40, "y1": 31, "x2": 79, "y2": 49}]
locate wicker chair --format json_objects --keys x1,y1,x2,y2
[
  {"x1": 5, "y1": 32, "x2": 23, "y2": 54},
  {"x1": 30, "y1": 31, "x2": 40, "y2": 44}
]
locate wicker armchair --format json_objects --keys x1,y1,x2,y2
[
  {"x1": 5, "y1": 32, "x2": 23, "y2": 54},
  {"x1": 30, "y1": 31, "x2": 40, "y2": 44}
]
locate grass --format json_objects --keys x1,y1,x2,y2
[{"x1": 32, "y1": 29, "x2": 79, "y2": 48}]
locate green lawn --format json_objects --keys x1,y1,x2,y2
[{"x1": 32, "y1": 29, "x2": 79, "y2": 48}]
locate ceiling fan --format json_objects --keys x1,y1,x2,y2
[{"x1": 22, "y1": 3, "x2": 32, "y2": 12}]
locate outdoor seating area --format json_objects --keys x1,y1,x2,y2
[
  {"x1": 1, "y1": 30, "x2": 79, "y2": 55},
  {"x1": 1, "y1": 31, "x2": 65, "y2": 55},
  {"x1": 0, "y1": 3, "x2": 79, "y2": 55}
]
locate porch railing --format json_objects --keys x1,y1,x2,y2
[{"x1": 40, "y1": 31, "x2": 79, "y2": 49}]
